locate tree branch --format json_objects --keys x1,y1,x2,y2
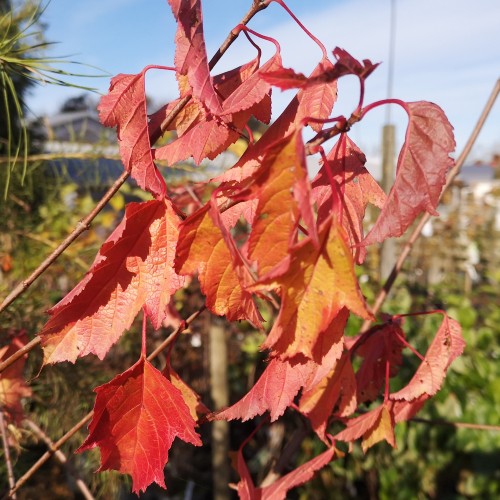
[
  {"x1": 24, "y1": 419, "x2": 94, "y2": 500},
  {"x1": 209, "y1": 0, "x2": 270, "y2": 70},
  {"x1": 0, "y1": 338, "x2": 41, "y2": 375},
  {"x1": 410, "y1": 417, "x2": 500, "y2": 432}
]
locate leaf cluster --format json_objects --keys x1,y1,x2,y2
[{"x1": 0, "y1": 1, "x2": 474, "y2": 498}]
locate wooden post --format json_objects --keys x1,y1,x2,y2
[
  {"x1": 380, "y1": 124, "x2": 397, "y2": 281},
  {"x1": 209, "y1": 317, "x2": 230, "y2": 500}
]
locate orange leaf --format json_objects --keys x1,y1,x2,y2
[
  {"x1": 175, "y1": 204, "x2": 261, "y2": 325},
  {"x1": 361, "y1": 404, "x2": 396, "y2": 452},
  {"x1": 300, "y1": 350, "x2": 357, "y2": 441},
  {"x1": 247, "y1": 131, "x2": 316, "y2": 275},
  {"x1": 252, "y1": 218, "x2": 372, "y2": 361},
  {"x1": 334, "y1": 402, "x2": 396, "y2": 452}
]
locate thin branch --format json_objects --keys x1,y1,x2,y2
[
  {"x1": 4, "y1": 413, "x2": 94, "y2": 499},
  {"x1": 147, "y1": 307, "x2": 205, "y2": 361},
  {"x1": 0, "y1": 410, "x2": 17, "y2": 499},
  {"x1": 0, "y1": 338, "x2": 40, "y2": 375},
  {"x1": 259, "y1": 425, "x2": 308, "y2": 487},
  {"x1": 361, "y1": 78, "x2": 500, "y2": 330},
  {"x1": 305, "y1": 111, "x2": 362, "y2": 155},
  {"x1": 8, "y1": 194, "x2": 30, "y2": 212},
  {"x1": 5, "y1": 306, "x2": 204, "y2": 498},
  {"x1": 208, "y1": 0, "x2": 270, "y2": 70},
  {"x1": 184, "y1": 184, "x2": 204, "y2": 208},
  {"x1": 24, "y1": 419, "x2": 94, "y2": 500},
  {"x1": 410, "y1": 417, "x2": 500, "y2": 432},
  {"x1": 149, "y1": 94, "x2": 191, "y2": 146}
]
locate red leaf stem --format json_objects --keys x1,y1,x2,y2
[{"x1": 270, "y1": 0, "x2": 327, "y2": 59}]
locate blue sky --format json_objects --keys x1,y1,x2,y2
[{"x1": 27, "y1": 0, "x2": 500, "y2": 168}]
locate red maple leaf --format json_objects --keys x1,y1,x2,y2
[
  {"x1": 99, "y1": 70, "x2": 166, "y2": 198},
  {"x1": 363, "y1": 101, "x2": 455, "y2": 245},
  {"x1": 212, "y1": 356, "x2": 312, "y2": 422},
  {"x1": 390, "y1": 395, "x2": 429, "y2": 424},
  {"x1": 391, "y1": 314, "x2": 464, "y2": 401},
  {"x1": 154, "y1": 54, "x2": 277, "y2": 165},
  {"x1": 220, "y1": 52, "x2": 281, "y2": 117},
  {"x1": 262, "y1": 48, "x2": 378, "y2": 91},
  {"x1": 294, "y1": 57, "x2": 338, "y2": 133},
  {"x1": 77, "y1": 357, "x2": 202, "y2": 494},
  {"x1": 155, "y1": 116, "x2": 233, "y2": 165},
  {"x1": 40, "y1": 199, "x2": 184, "y2": 364},
  {"x1": 332, "y1": 47, "x2": 379, "y2": 81},
  {"x1": 0, "y1": 332, "x2": 32, "y2": 423},
  {"x1": 219, "y1": 198, "x2": 258, "y2": 230},
  {"x1": 149, "y1": 59, "x2": 266, "y2": 138}
]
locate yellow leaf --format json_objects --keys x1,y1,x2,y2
[{"x1": 362, "y1": 404, "x2": 396, "y2": 452}]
